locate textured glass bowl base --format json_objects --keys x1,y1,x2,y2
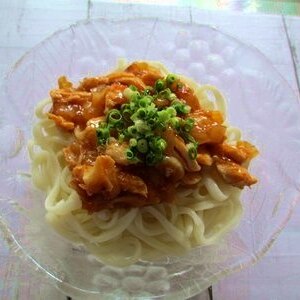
[{"x1": 1, "y1": 18, "x2": 300, "y2": 299}]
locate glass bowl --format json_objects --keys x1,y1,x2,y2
[{"x1": 1, "y1": 18, "x2": 300, "y2": 299}]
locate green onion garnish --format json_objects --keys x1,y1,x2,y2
[
  {"x1": 155, "y1": 79, "x2": 165, "y2": 92},
  {"x1": 166, "y1": 74, "x2": 177, "y2": 85},
  {"x1": 187, "y1": 143, "x2": 198, "y2": 160},
  {"x1": 108, "y1": 109, "x2": 122, "y2": 124},
  {"x1": 184, "y1": 118, "x2": 195, "y2": 132},
  {"x1": 145, "y1": 152, "x2": 157, "y2": 166},
  {"x1": 126, "y1": 149, "x2": 135, "y2": 160},
  {"x1": 96, "y1": 126, "x2": 110, "y2": 145},
  {"x1": 158, "y1": 88, "x2": 172, "y2": 99},
  {"x1": 137, "y1": 138, "x2": 148, "y2": 154},
  {"x1": 96, "y1": 74, "x2": 197, "y2": 165},
  {"x1": 129, "y1": 85, "x2": 137, "y2": 91},
  {"x1": 128, "y1": 125, "x2": 138, "y2": 136},
  {"x1": 171, "y1": 100, "x2": 191, "y2": 115},
  {"x1": 129, "y1": 138, "x2": 137, "y2": 147}
]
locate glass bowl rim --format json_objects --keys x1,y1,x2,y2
[{"x1": 1, "y1": 16, "x2": 300, "y2": 299}]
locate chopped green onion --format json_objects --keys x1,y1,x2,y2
[
  {"x1": 139, "y1": 96, "x2": 152, "y2": 108},
  {"x1": 129, "y1": 138, "x2": 137, "y2": 147},
  {"x1": 129, "y1": 101, "x2": 136, "y2": 110},
  {"x1": 171, "y1": 100, "x2": 191, "y2": 115},
  {"x1": 118, "y1": 133, "x2": 125, "y2": 143},
  {"x1": 146, "y1": 102, "x2": 156, "y2": 113},
  {"x1": 149, "y1": 136, "x2": 167, "y2": 152},
  {"x1": 99, "y1": 121, "x2": 108, "y2": 128},
  {"x1": 142, "y1": 87, "x2": 152, "y2": 95},
  {"x1": 96, "y1": 127, "x2": 110, "y2": 145},
  {"x1": 137, "y1": 108, "x2": 147, "y2": 119},
  {"x1": 156, "y1": 138, "x2": 167, "y2": 152},
  {"x1": 180, "y1": 131, "x2": 197, "y2": 145},
  {"x1": 169, "y1": 117, "x2": 180, "y2": 129},
  {"x1": 145, "y1": 152, "x2": 156, "y2": 166},
  {"x1": 124, "y1": 87, "x2": 140, "y2": 101},
  {"x1": 157, "y1": 110, "x2": 171, "y2": 123},
  {"x1": 187, "y1": 143, "x2": 197, "y2": 160},
  {"x1": 122, "y1": 109, "x2": 132, "y2": 122},
  {"x1": 182, "y1": 105, "x2": 191, "y2": 114},
  {"x1": 129, "y1": 85, "x2": 137, "y2": 91},
  {"x1": 123, "y1": 87, "x2": 134, "y2": 100},
  {"x1": 131, "y1": 108, "x2": 147, "y2": 121},
  {"x1": 147, "y1": 117, "x2": 157, "y2": 127},
  {"x1": 126, "y1": 149, "x2": 135, "y2": 160},
  {"x1": 108, "y1": 109, "x2": 122, "y2": 124},
  {"x1": 183, "y1": 118, "x2": 195, "y2": 132},
  {"x1": 176, "y1": 82, "x2": 184, "y2": 89},
  {"x1": 155, "y1": 79, "x2": 165, "y2": 92},
  {"x1": 171, "y1": 100, "x2": 183, "y2": 112},
  {"x1": 121, "y1": 103, "x2": 130, "y2": 110},
  {"x1": 166, "y1": 106, "x2": 177, "y2": 117},
  {"x1": 158, "y1": 88, "x2": 172, "y2": 99},
  {"x1": 169, "y1": 93, "x2": 177, "y2": 101},
  {"x1": 128, "y1": 125, "x2": 138, "y2": 136},
  {"x1": 98, "y1": 81, "x2": 197, "y2": 166},
  {"x1": 135, "y1": 120, "x2": 150, "y2": 134},
  {"x1": 166, "y1": 74, "x2": 177, "y2": 85},
  {"x1": 115, "y1": 122, "x2": 124, "y2": 130},
  {"x1": 137, "y1": 139, "x2": 148, "y2": 154}
]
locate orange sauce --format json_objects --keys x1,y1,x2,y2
[{"x1": 49, "y1": 62, "x2": 258, "y2": 212}]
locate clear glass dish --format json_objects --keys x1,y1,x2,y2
[{"x1": 0, "y1": 18, "x2": 300, "y2": 299}]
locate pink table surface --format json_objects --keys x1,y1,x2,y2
[{"x1": 0, "y1": 1, "x2": 300, "y2": 299}]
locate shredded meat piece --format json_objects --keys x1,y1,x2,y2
[
  {"x1": 50, "y1": 89, "x2": 91, "y2": 103},
  {"x1": 63, "y1": 126, "x2": 98, "y2": 168},
  {"x1": 105, "y1": 140, "x2": 131, "y2": 166},
  {"x1": 63, "y1": 125, "x2": 98, "y2": 167},
  {"x1": 72, "y1": 155, "x2": 120, "y2": 197},
  {"x1": 211, "y1": 142, "x2": 259, "y2": 164},
  {"x1": 215, "y1": 157, "x2": 257, "y2": 188},
  {"x1": 211, "y1": 143, "x2": 247, "y2": 164},
  {"x1": 197, "y1": 146, "x2": 213, "y2": 166},
  {"x1": 48, "y1": 113, "x2": 75, "y2": 131},
  {"x1": 181, "y1": 172, "x2": 202, "y2": 186},
  {"x1": 163, "y1": 129, "x2": 200, "y2": 172},
  {"x1": 50, "y1": 81, "x2": 129, "y2": 129},
  {"x1": 58, "y1": 76, "x2": 73, "y2": 89},
  {"x1": 118, "y1": 172, "x2": 148, "y2": 197},
  {"x1": 91, "y1": 88, "x2": 107, "y2": 116},
  {"x1": 63, "y1": 143, "x2": 82, "y2": 168},
  {"x1": 104, "y1": 83, "x2": 128, "y2": 112},
  {"x1": 49, "y1": 88, "x2": 96, "y2": 128},
  {"x1": 170, "y1": 81, "x2": 201, "y2": 111},
  {"x1": 71, "y1": 155, "x2": 148, "y2": 206},
  {"x1": 74, "y1": 126, "x2": 97, "y2": 148},
  {"x1": 236, "y1": 141, "x2": 259, "y2": 160},
  {"x1": 190, "y1": 110, "x2": 226, "y2": 144},
  {"x1": 78, "y1": 76, "x2": 109, "y2": 91},
  {"x1": 64, "y1": 142, "x2": 98, "y2": 168},
  {"x1": 107, "y1": 72, "x2": 146, "y2": 90},
  {"x1": 78, "y1": 71, "x2": 147, "y2": 91},
  {"x1": 125, "y1": 61, "x2": 163, "y2": 86}
]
